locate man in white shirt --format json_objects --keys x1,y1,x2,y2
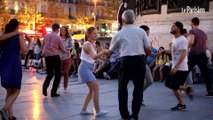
[
  {"x1": 168, "y1": 21, "x2": 193, "y2": 111},
  {"x1": 109, "y1": 10, "x2": 151, "y2": 120}
]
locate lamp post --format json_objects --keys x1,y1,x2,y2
[
  {"x1": 93, "y1": 0, "x2": 97, "y2": 27},
  {"x1": 34, "y1": 4, "x2": 37, "y2": 37}
]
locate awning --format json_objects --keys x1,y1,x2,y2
[{"x1": 72, "y1": 34, "x2": 85, "y2": 40}]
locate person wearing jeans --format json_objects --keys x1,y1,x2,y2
[
  {"x1": 109, "y1": 10, "x2": 151, "y2": 120},
  {"x1": 60, "y1": 26, "x2": 72, "y2": 91},
  {"x1": 42, "y1": 23, "x2": 69, "y2": 97},
  {"x1": 139, "y1": 25, "x2": 154, "y2": 106}
]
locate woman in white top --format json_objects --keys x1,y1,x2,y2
[
  {"x1": 34, "y1": 38, "x2": 42, "y2": 60},
  {"x1": 78, "y1": 27, "x2": 108, "y2": 116},
  {"x1": 60, "y1": 26, "x2": 72, "y2": 91}
]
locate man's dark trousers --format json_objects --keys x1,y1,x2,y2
[
  {"x1": 43, "y1": 55, "x2": 61, "y2": 95},
  {"x1": 118, "y1": 55, "x2": 146, "y2": 120}
]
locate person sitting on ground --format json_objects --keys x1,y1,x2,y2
[
  {"x1": 161, "y1": 43, "x2": 173, "y2": 81},
  {"x1": 70, "y1": 42, "x2": 81, "y2": 76},
  {"x1": 153, "y1": 47, "x2": 169, "y2": 81},
  {"x1": 147, "y1": 42, "x2": 158, "y2": 69},
  {"x1": 24, "y1": 36, "x2": 35, "y2": 69},
  {"x1": 93, "y1": 42, "x2": 109, "y2": 76},
  {"x1": 103, "y1": 50, "x2": 121, "y2": 80},
  {"x1": 32, "y1": 38, "x2": 43, "y2": 69}
]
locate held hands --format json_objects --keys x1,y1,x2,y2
[
  {"x1": 66, "y1": 51, "x2": 70, "y2": 56},
  {"x1": 170, "y1": 67, "x2": 177, "y2": 74},
  {"x1": 103, "y1": 49, "x2": 111, "y2": 55}
]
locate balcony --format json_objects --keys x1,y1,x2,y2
[{"x1": 135, "y1": 0, "x2": 211, "y2": 15}]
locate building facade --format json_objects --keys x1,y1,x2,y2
[
  {"x1": 131, "y1": 0, "x2": 213, "y2": 52},
  {"x1": 1, "y1": 0, "x2": 117, "y2": 34}
]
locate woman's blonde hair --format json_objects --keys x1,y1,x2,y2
[{"x1": 85, "y1": 27, "x2": 96, "y2": 41}]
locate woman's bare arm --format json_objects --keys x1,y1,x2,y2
[
  {"x1": 0, "y1": 31, "x2": 19, "y2": 41},
  {"x1": 19, "y1": 35, "x2": 28, "y2": 55}
]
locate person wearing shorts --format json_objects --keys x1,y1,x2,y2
[
  {"x1": 78, "y1": 27, "x2": 108, "y2": 117},
  {"x1": 168, "y1": 21, "x2": 193, "y2": 111}
]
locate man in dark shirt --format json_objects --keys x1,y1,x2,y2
[{"x1": 187, "y1": 17, "x2": 213, "y2": 97}]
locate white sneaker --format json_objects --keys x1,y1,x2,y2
[
  {"x1": 64, "y1": 88, "x2": 68, "y2": 93},
  {"x1": 95, "y1": 110, "x2": 108, "y2": 117},
  {"x1": 103, "y1": 72, "x2": 110, "y2": 80},
  {"x1": 80, "y1": 110, "x2": 94, "y2": 115}
]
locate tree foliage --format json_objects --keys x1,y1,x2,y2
[
  {"x1": 74, "y1": 0, "x2": 93, "y2": 25},
  {"x1": 100, "y1": 0, "x2": 120, "y2": 20},
  {"x1": 43, "y1": 1, "x2": 69, "y2": 26},
  {"x1": 0, "y1": 0, "x2": 10, "y2": 29},
  {"x1": 15, "y1": 0, "x2": 43, "y2": 30}
]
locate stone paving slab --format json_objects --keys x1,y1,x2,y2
[{"x1": 0, "y1": 72, "x2": 213, "y2": 120}]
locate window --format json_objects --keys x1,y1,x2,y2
[
  {"x1": 41, "y1": 5, "x2": 47, "y2": 13},
  {"x1": 61, "y1": 0, "x2": 67, "y2": 3},
  {"x1": 14, "y1": 1, "x2": 19, "y2": 14},
  {"x1": 48, "y1": 0, "x2": 58, "y2": 2},
  {"x1": 68, "y1": 0, "x2": 74, "y2": 3},
  {"x1": 69, "y1": 7, "x2": 72, "y2": 18}
]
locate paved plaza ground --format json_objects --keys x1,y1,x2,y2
[{"x1": 0, "y1": 71, "x2": 213, "y2": 120}]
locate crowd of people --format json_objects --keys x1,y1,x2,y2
[{"x1": 0, "y1": 10, "x2": 213, "y2": 120}]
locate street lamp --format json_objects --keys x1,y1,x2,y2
[
  {"x1": 93, "y1": 0, "x2": 97, "y2": 27},
  {"x1": 34, "y1": 5, "x2": 37, "y2": 37}
]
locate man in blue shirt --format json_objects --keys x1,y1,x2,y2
[{"x1": 146, "y1": 42, "x2": 157, "y2": 65}]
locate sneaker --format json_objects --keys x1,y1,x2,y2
[
  {"x1": 205, "y1": 92, "x2": 213, "y2": 97},
  {"x1": 80, "y1": 110, "x2": 94, "y2": 115},
  {"x1": 186, "y1": 87, "x2": 194, "y2": 100},
  {"x1": 42, "y1": 85, "x2": 47, "y2": 96},
  {"x1": 121, "y1": 118, "x2": 129, "y2": 120},
  {"x1": 51, "y1": 93, "x2": 60, "y2": 97},
  {"x1": 95, "y1": 110, "x2": 108, "y2": 117},
  {"x1": 103, "y1": 72, "x2": 110, "y2": 80},
  {"x1": 141, "y1": 102, "x2": 145, "y2": 107},
  {"x1": 129, "y1": 118, "x2": 136, "y2": 120},
  {"x1": 171, "y1": 104, "x2": 186, "y2": 111},
  {"x1": 64, "y1": 88, "x2": 68, "y2": 93}
]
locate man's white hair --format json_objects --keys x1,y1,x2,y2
[{"x1": 122, "y1": 10, "x2": 135, "y2": 24}]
